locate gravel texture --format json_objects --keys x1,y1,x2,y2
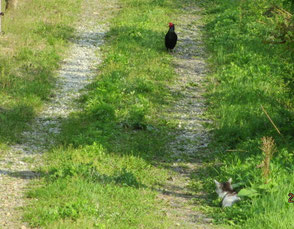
[
  {"x1": 159, "y1": 5, "x2": 217, "y2": 229},
  {"x1": 0, "y1": 0, "x2": 116, "y2": 227}
]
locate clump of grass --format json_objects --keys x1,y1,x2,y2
[{"x1": 259, "y1": 136, "x2": 276, "y2": 183}]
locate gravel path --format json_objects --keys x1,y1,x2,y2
[
  {"x1": 159, "y1": 4, "x2": 217, "y2": 229},
  {"x1": 0, "y1": 0, "x2": 117, "y2": 227}
]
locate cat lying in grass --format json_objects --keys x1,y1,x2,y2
[{"x1": 214, "y1": 178, "x2": 241, "y2": 207}]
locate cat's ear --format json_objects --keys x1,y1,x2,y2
[
  {"x1": 227, "y1": 178, "x2": 233, "y2": 190},
  {"x1": 214, "y1": 180, "x2": 220, "y2": 187}
]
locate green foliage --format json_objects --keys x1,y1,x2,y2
[
  {"x1": 237, "y1": 188, "x2": 259, "y2": 198},
  {"x1": 202, "y1": 0, "x2": 294, "y2": 227}
]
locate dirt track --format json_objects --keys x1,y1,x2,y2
[
  {"x1": 0, "y1": 0, "x2": 116, "y2": 227},
  {"x1": 158, "y1": 4, "x2": 218, "y2": 229}
]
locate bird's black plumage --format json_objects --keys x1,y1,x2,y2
[{"x1": 165, "y1": 23, "x2": 177, "y2": 51}]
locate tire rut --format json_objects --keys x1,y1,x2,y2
[
  {"x1": 0, "y1": 0, "x2": 118, "y2": 228},
  {"x1": 159, "y1": 4, "x2": 218, "y2": 229}
]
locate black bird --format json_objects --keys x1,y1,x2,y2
[{"x1": 165, "y1": 22, "x2": 177, "y2": 51}]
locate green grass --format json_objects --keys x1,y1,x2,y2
[
  {"x1": 23, "y1": 0, "x2": 187, "y2": 227},
  {"x1": 12, "y1": 0, "x2": 294, "y2": 227},
  {"x1": 0, "y1": 0, "x2": 81, "y2": 144},
  {"x1": 198, "y1": 0, "x2": 294, "y2": 228}
]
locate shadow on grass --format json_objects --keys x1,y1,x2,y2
[
  {"x1": 107, "y1": 25, "x2": 168, "y2": 53},
  {"x1": 0, "y1": 104, "x2": 35, "y2": 144},
  {"x1": 53, "y1": 103, "x2": 222, "y2": 206},
  {"x1": 0, "y1": 154, "x2": 145, "y2": 190},
  {"x1": 0, "y1": 170, "x2": 42, "y2": 180},
  {"x1": 58, "y1": 112, "x2": 171, "y2": 162},
  {"x1": 47, "y1": 161, "x2": 146, "y2": 189}
]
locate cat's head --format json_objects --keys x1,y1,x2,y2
[{"x1": 214, "y1": 178, "x2": 234, "y2": 198}]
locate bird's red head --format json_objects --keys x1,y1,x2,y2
[{"x1": 168, "y1": 22, "x2": 174, "y2": 27}]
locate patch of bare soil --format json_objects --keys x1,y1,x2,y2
[
  {"x1": 159, "y1": 5, "x2": 220, "y2": 229},
  {"x1": 0, "y1": 0, "x2": 118, "y2": 228}
]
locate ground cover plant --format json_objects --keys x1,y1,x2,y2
[
  {"x1": 201, "y1": 0, "x2": 294, "y2": 228},
  {"x1": 0, "y1": 0, "x2": 81, "y2": 145},
  {"x1": 23, "y1": 0, "x2": 185, "y2": 227}
]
